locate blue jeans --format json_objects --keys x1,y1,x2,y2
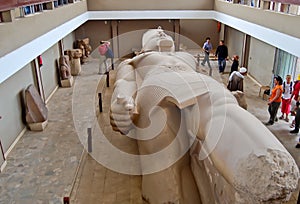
[
  {"x1": 218, "y1": 58, "x2": 226, "y2": 73},
  {"x1": 201, "y1": 52, "x2": 211, "y2": 68}
]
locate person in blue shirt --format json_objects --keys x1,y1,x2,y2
[{"x1": 201, "y1": 37, "x2": 213, "y2": 69}]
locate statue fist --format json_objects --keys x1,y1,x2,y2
[{"x1": 110, "y1": 95, "x2": 137, "y2": 134}]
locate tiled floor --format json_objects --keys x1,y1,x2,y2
[{"x1": 0, "y1": 56, "x2": 299, "y2": 204}]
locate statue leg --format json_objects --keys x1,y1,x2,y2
[{"x1": 136, "y1": 101, "x2": 201, "y2": 204}]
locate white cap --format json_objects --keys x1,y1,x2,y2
[{"x1": 240, "y1": 67, "x2": 247, "y2": 74}]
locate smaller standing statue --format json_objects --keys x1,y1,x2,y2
[
  {"x1": 64, "y1": 49, "x2": 82, "y2": 76},
  {"x1": 24, "y1": 84, "x2": 48, "y2": 131},
  {"x1": 59, "y1": 55, "x2": 73, "y2": 87}
]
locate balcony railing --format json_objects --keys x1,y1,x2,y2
[
  {"x1": 224, "y1": 0, "x2": 300, "y2": 15},
  {"x1": 0, "y1": 0, "x2": 82, "y2": 23}
]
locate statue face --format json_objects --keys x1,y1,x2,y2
[{"x1": 72, "y1": 50, "x2": 82, "y2": 58}]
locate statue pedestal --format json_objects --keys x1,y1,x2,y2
[
  {"x1": 61, "y1": 76, "x2": 73, "y2": 87},
  {"x1": 28, "y1": 120, "x2": 48, "y2": 131},
  {"x1": 71, "y1": 58, "x2": 81, "y2": 76}
]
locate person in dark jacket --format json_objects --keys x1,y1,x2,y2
[
  {"x1": 230, "y1": 55, "x2": 239, "y2": 75},
  {"x1": 215, "y1": 40, "x2": 228, "y2": 73}
]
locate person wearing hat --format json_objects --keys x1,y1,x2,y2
[
  {"x1": 227, "y1": 67, "x2": 247, "y2": 92},
  {"x1": 98, "y1": 40, "x2": 113, "y2": 74},
  {"x1": 265, "y1": 75, "x2": 283, "y2": 126}
]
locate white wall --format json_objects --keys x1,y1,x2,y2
[{"x1": 248, "y1": 37, "x2": 275, "y2": 85}]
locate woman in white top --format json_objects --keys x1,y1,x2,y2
[{"x1": 279, "y1": 74, "x2": 293, "y2": 122}]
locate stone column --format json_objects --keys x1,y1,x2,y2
[
  {"x1": 174, "y1": 20, "x2": 180, "y2": 51},
  {"x1": 111, "y1": 20, "x2": 118, "y2": 59}
]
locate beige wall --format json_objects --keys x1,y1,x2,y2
[
  {"x1": 75, "y1": 20, "x2": 112, "y2": 54},
  {"x1": 248, "y1": 37, "x2": 275, "y2": 85},
  {"x1": 63, "y1": 32, "x2": 77, "y2": 51},
  {"x1": 214, "y1": 0, "x2": 300, "y2": 39},
  {"x1": 117, "y1": 20, "x2": 175, "y2": 57},
  {"x1": 225, "y1": 26, "x2": 244, "y2": 60},
  {"x1": 0, "y1": 63, "x2": 34, "y2": 152},
  {"x1": 40, "y1": 44, "x2": 60, "y2": 100},
  {"x1": 87, "y1": 0, "x2": 214, "y2": 11},
  {"x1": 75, "y1": 19, "x2": 220, "y2": 57},
  {"x1": 0, "y1": 39, "x2": 64, "y2": 153},
  {"x1": 0, "y1": 1, "x2": 87, "y2": 57},
  {"x1": 180, "y1": 19, "x2": 219, "y2": 49},
  {"x1": 76, "y1": 20, "x2": 176, "y2": 58}
]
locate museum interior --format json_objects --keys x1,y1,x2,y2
[{"x1": 0, "y1": 0, "x2": 300, "y2": 203}]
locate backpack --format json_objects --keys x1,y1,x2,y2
[{"x1": 98, "y1": 44, "x2": 108, "y2": 55}]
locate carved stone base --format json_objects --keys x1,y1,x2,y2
[
  {"x1": 28, "y1": 120, "x2": 48, "y2": 131},
  {"x1": 61, "y1": 76, "x2": 74, "y2": 88}
]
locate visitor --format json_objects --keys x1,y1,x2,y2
[
  {"x1": 215, "y1": 40, "x2": 228, "y2": 74},
  {"x1": 279, "y1": 74, "x2": 293, "y2": 122},
  {"x1": 227, "y1": 67, "x2": 247, "y2": 92},
  {"x1": 229, "y1": 55, "x2": 239, "y2": 75},
  {"x1": 200, "y1": 37, "x2": 212, "y2": 69},
  {"x1": 98, "y1": 41, "x2": 113, "y2": 74},
  {"x1": 265, "y1": 75, "x2": 283, "y2": 126}
]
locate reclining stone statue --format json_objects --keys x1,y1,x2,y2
[
  {"x1": 109, "y1": 27, "x2": 299, "y2": 203},
  {"x1": 139, "y1": 26, "x2": 175, "y2": 53}
]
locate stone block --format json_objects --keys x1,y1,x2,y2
[
  {"x1": 28, "y1": 120, "x2": 48, "y2": 131},
  {"x1": 61, "y1": 76, "x2": 74, "y2": 87}
]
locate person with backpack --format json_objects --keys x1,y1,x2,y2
[
  {"x1": 98, "y1": 41, "x2": 114, "y2": 74},
  {"x1": 279, "y1": 74, "x2": 293, "y2": 122}
]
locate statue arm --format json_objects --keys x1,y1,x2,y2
[
  {"x1": 110, "y1": 62, "x2": 138, "y2": 134},
  {"x1": 187, "y1": 89, "x2": 298, "y2": 201}
]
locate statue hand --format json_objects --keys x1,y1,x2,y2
[{"x1": 110, "y1": 95, "x2": 137, "y2": 134}]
